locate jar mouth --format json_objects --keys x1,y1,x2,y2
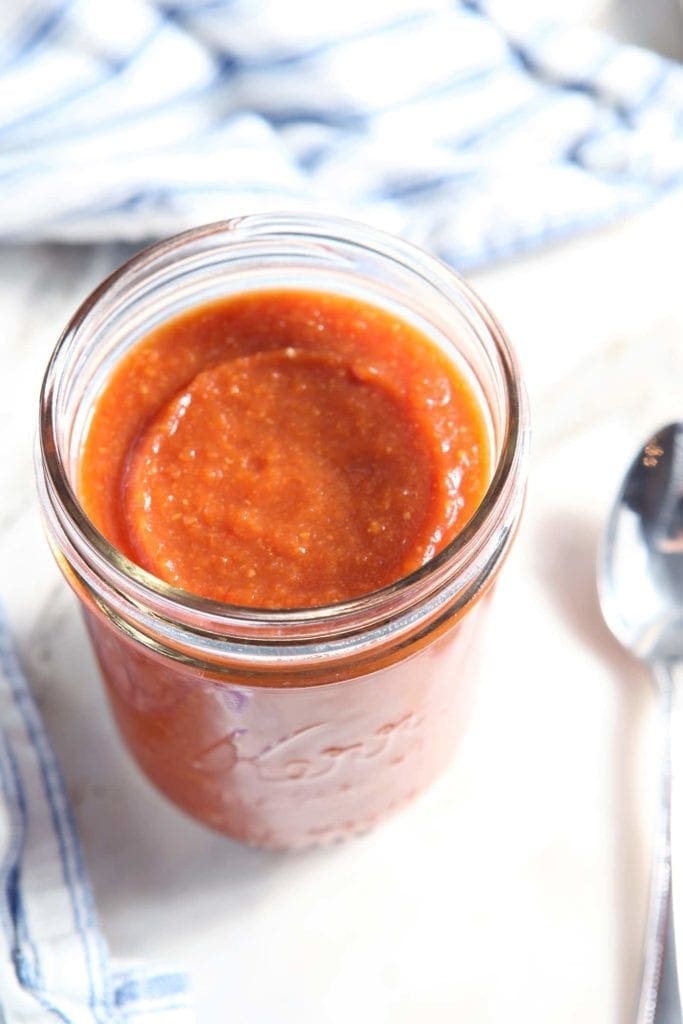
[{"x1": 38, "y1": 213, "x2": 529, "y2": 637}]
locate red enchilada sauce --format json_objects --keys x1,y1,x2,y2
[
  {"x1": 80, "y1": 290, "x2": 489, "y2": 607},
  {"x1": 76, "y1": 288, "x2": 494, "y2": 846}
]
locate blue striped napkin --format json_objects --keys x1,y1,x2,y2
[
  {"x1": 0, "y1": 610, "x2": 193, "y2": 1023},
  {"x1": 1, "y1": 0, "x2": 682, "y2": 268}
]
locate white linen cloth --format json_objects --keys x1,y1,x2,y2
[{"x1": 0, "y1": 0, "x2": 682, "y2": 267}]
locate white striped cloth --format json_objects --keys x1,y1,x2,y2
[
  {"x1": 0, "y1": 610, "x2": 193, "y2": 1023},
  {"x1": 0, "y1": 0, "x2": 682, "y2": 267}
]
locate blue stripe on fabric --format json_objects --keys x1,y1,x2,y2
[
  {"x1": 478, "y1": 8, "x2": 622, "y2": 107},
  {"x1": 0, "y1": 20, "x2": 165, "y2": 138},
  {"x1": 0, "y1": 714, "x2": 46, "y2": 995},
  {"x1": 248, "y1": 62, "x2": 501, "y2": 130},
  {"x1": 537, "y1": 47, "x2": 619, "y2": 101},
  {"x1": 8, "y1": 866, "x2": 40, "y2": 990},
  {"x1": 564, "y1": 115, "x2": 636, "y2": 174},
  {"x1": 0, "y1": 619, "x2": 110, "y2": 1022},
  {"x1": 565, "y1": 131, "x2": 597, "y2": 168},
  {"x1": 222, "y1": 104, "x2": 362, "y2": 129},
  {"x1": 369, "y1": 169, "x2": 475, "y2": 201},
  {"x1": 160, "y1": 0, "x2": 237, "y2": 14},
  {"x1": 0, "y1": 0, "x2": 76, "y2": 72},
  {"x1": 49, "y1": 180, "x2": 308, "y2": 225},
  {"x1": 0, "y1": 738, "x2": 41, "y2": 987},
  {"x1": 462, "y1": 2, "x2": 561, "y2": 72},
  {"x1": 175, "y1": 8, "x2": 432, "y2": 72},
  {"x1": 115, "y1": 972, "x2": 190, "y2": 1007},
  {"x1": 374, "y1": 62, "x2": 500, "y2": 114},
  {"x1": 244, "y1": 10, "x2": 432, "y2": 70},
  {"x1": 0, "y1": 730, "x2": 72, "y2": 1023},
  {"x1": 119, "y1": 1005, "x2": 191, "y2": 1019},
  {"x1": 4, "y1": 765, "x2": 42, "y2": 995},
  {"x1": 452, "y1": 92, "x2": 557, "y2": 150},
  {"x1": 625, "y1": 63, "x2": 680, "y2": 118},
  {"x1": 0, "y1": 736, "x2": 24, "y2": 949},
  {"x1": 296, "y1": 144, "x2": 331, "y2": 172},
  {"x1": 533, "y1": 50, "x2": 636, "y2": 131},
  {"x1": 243, "y1": 63, "x2": 495, "y2": 153},
  {"x1": 147, "y1": 182, "x2": 306, "y2": 196},
  {"x1": 506, "y1": 22, "x2": 563, "y2": 77},
  {"x1": 434, "y1": 192, "x2": 645, "y2": 271},
  {"x1": 0, "y1": 65, "x2": 232, "y2": 160},
  {"x1": 495, "y1": 19, "x2": 640, "y2": 132}
]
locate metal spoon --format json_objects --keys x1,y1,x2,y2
[{"x1": 598, "y1": 423, "x2": 683, "y2": 1023}]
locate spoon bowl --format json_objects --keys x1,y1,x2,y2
[
  {"x1": 598, "y1": 422, "x2": 683, "y2": 1024},
  {"x1": 599, "y1": 423, "x2": 683, "y2": 662}
]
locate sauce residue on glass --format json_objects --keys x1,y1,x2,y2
[{"x1": 79, "y1": 289, "x2": 489, "y2": 608}]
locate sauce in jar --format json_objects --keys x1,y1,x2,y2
[
  {"x1": 80, "y1": 289, "x2": 489, "y2": 608},
  {"x1": 39, "y1": 216, "x2": 526, "y2": 848}
]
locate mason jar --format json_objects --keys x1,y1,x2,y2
[{"x1": 37, "y1": 214, "x2": 529, "y2": 850}]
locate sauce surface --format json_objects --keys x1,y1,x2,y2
[{"x1": 80, "y1": 290, "x2": 489, "y2": 608}]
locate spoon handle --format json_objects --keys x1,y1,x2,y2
[{"x1": 641, "y1": 660, "x2": 681, "y2": 1024}]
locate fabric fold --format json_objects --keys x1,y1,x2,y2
[
  {"x1": 0, "y1": 611, "x2": 193, "y2": 1023},
  {"x1": 0, "y1": 0, "x2": 681, "y2": 267}
]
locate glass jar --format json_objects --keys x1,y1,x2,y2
[{"x1": 37, "y1": 214, "x2": 529, "y2": 850}]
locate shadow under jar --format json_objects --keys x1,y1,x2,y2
[{"x1": 37, "y1": 214, "x2": 529, "y2": 850}]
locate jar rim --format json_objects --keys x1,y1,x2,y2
[{"x1": 38, "y1": 212, "x2": 529, "y2": 640}]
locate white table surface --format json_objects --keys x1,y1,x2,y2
[{"x1": 1, "y1": 187, "x2": 683, "y2": 1021}]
